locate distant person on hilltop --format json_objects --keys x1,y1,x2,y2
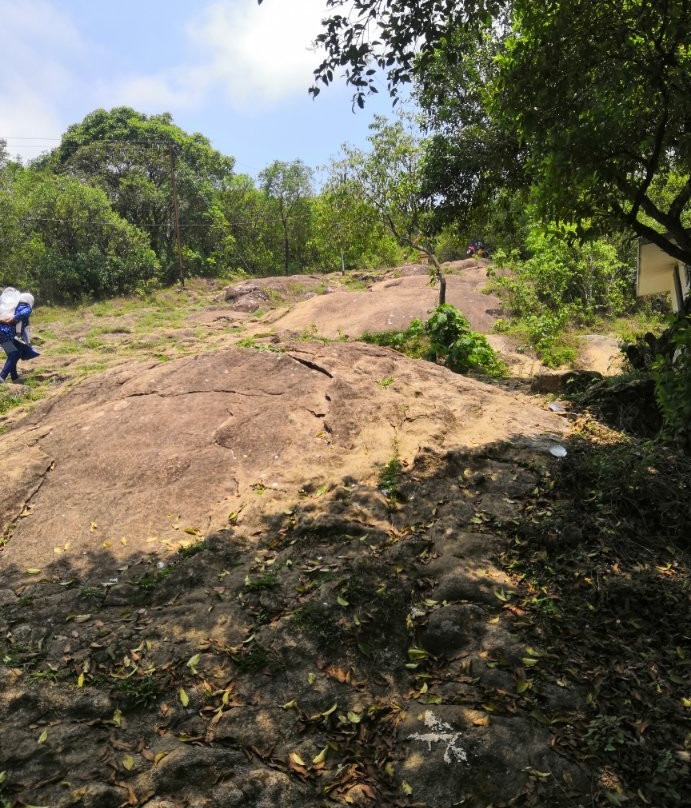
[{"x1": 0, "y1": 289, "x2": 39, "y2": 384}]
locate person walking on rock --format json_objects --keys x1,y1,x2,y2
[{"x1": 0, "y1": 291, "x2": 38, "y2": 384}]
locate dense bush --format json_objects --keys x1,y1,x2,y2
[
  {"x1": 362, "y1": 304, "x2": 506, "y2": 376},
  {"x1": 489, "y1": 225, "x2": 633, "y2": 365},
  {"x1": 1, "y1": 173, "x2": 158, "y2": 301}
]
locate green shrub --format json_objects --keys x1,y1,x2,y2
[
  {"x1": 489, "y1": 225, "x2": 634, "y2": 363},
  {"x1": 362, "y1": 305, "x2": 505, "y2": 376},
  {"x1": 362, "y1": 317, "x2": 427, "y2": 357},
  {"x1": 424, "y1": 304, "x2": 506, "y2": 375},
  {"x1": 652, "y1": 317, "x2": 691, "y2": 450}
]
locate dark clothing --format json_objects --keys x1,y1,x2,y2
[
  {"x1": 12, "y1": 338, "x2": 39, "y2": 360},
  {"x1": 0, "y1": 301, "x2": 35, "y2": 380},
  {"x1": 1, "y1": 340, "x2": 19, "y2": 381},
  {"x1": 13, "y1": 302, "x2": 32, "y2": 327},
  {"x1": 0, "y1": 321, "x2": 15, "y2": 342}
]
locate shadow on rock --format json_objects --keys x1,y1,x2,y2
[{"x1": 7, "y1": 431, "x2": 684, "y2": 806}]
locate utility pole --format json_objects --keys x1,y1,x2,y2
[{"x1": 168, "y1": 146, "x2": 185, "y2": 288}]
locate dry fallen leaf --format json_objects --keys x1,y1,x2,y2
[{"x1": 312, "y1": 747, "x2": 328, "y2": 765}]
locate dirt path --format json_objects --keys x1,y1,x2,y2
[{"x1": 2, "y1": 267, "x2": 685, "y2": 807}]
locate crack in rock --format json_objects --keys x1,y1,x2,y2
[
  {"x1": 5, "y1": 455, "x2": 54, "y2": 541},
  {"x1": 286, "y1": 353, "x2": 334, "y2": 378},
  {"x1": 123, "y1": 388, "x2": 284, "y2": 400}
]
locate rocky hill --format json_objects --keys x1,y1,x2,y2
[{"x1": 0, "y1": 266, "x2": 685, "y2": 808}]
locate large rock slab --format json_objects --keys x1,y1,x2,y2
[
  {"x1": 0, "y1": 341, "x2": 566, "y2": 573},
  {"x1": 271, "y1": 267, "x2": 501, "y2": 337}
]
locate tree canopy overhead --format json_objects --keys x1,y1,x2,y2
[
  {"x1": 301, "y1": 0, "x2": 691, "y2": 264},
  {"x1": 303, "y1": 0, "x2": 507, "y2": 105}
]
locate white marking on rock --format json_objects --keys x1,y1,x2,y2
[{"x1": 407, "y1": 710, "x2": 468, "y2": 764}]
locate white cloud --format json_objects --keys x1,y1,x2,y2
[
  {"x1": 113, "y1": 0, "x2": 332, "y2": 112},
  {"x1": 190, "y1": 0, "x2": 327, "y2": 104},
  {"x1": 0, "y1": 0, "x2": 89, "y2": 158},
  {"x1": 0, "y1": 0, "x2": 355, "y2": 159}
]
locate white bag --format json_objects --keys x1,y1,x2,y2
[{"x1": 0, "y1": 287, "x2": 20, "y2": 319}]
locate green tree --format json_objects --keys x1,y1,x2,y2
[
  {"x1": 216, "y1": 173, "x2": 278, "y2": 275},
  {"x1": 0, "y1": 170, "x2": 157, "y2": 301},
  {"x1": 306, "y1": 0, "x2": 691, "y2": 265},
  {"x1": 342, "y1": 116, "x2": 447, "y2": 303},
  {"x1": 37, "y1": 107, "x2": 236, "y2": 280},
  {"x1": 258, "y1": 160, "x2": 314, "y2": 274},
  {"x1": 492, "y1": 0, "x2": 690, "y2": 263},
  {"x1": 310, "y1": 162, "x2": 402, "y2": 271},
  {"x1": 414, "y1": 27, "x2": 523, "y2": 239}
]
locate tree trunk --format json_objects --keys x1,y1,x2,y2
[
  {"x1": 438, "y1": 272, "x2": 446, "y2": 306},
  {"x1": 428, "y1": 252, "x2": 445, "y2": 306}
]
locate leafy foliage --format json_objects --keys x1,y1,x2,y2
[
  {"x1": 339, "y1": 115, "x2": 447, "y2": 299},
  {"x1": 309, "y1": 168, "x2": 402, "y2": 270},
  {"x1": 362, "y1": 304, "x2": 506, "y2": 376},
  {"x1": 489, "y1": 225, "x2": 634, "y2": 366},
  {"x1": 37, "y1": 108, "x2": 237, "y2": 281},
  {"x1": 652, "y1": 316, "x2": 691, "y2": 450},
  {"x1": 309, "y1": 0, "x2": 691, "y2": 265},
  {"x1": 493, "y1": 0, "x2": 691, "y2": 263},
  {"x1": 258, "y1": 160, "x2": 314, "y2": 274},
  {"x1": 1, "y1": 170, "x2": 157, "y2": 301},
  {"x1": 425, "y1": 304, "x2": 505, "y2": 375}
]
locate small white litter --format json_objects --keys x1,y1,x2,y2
[{"x1": 549, "y1": 444, "x2": 568, "y2": 458}]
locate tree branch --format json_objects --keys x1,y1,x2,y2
[
  {"x1": 669, "y1": 176, "x2": 691, "y2": 221},
  {"x1": 613, "y1": 200, "x2": 690, "y2": 264}
]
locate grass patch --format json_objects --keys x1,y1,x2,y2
[
  {"x1": 237, "y1": 337, "x2": 284, "y2": 353},
  {"x1": 292, "y1": 601, "x2": 347, "y2": 652},
  {"x1": 377, "y1": 457, "x2": 402, "y2": 499},
  {"x1": 231, "y1": 643, "x2": 282, "y2": 673},
  {"x1": 177, "y1": 540, "x2": 206, "y2": 559},
  {"x1": 244, "y1": 571, "x2": 280, "y2": 591},
  {"x1": 493, "y1": 317, "x2": 577, "y2": 368},
  {"x1": 75, "y1": 361, "x2": 109, "y2": 376},
  {"x1": 87, "y1": 324, "x2": 133, "y2": 336},
  {"x1": 0, "y1": 387, "x2": 45, "y2": 415},
  {"x1": 111, "y1": 673, "x2": 161, "y2": 708},
  {"x1": 608, "y1": 311, "x2": 671, "y2": 344},
  {"x1": 341, "y1": 277, "x2": 369, "y2": 292}
]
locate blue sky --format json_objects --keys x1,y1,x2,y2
[{"x1": 0, "y1": 0, "x2": 397, "y2": 178}]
